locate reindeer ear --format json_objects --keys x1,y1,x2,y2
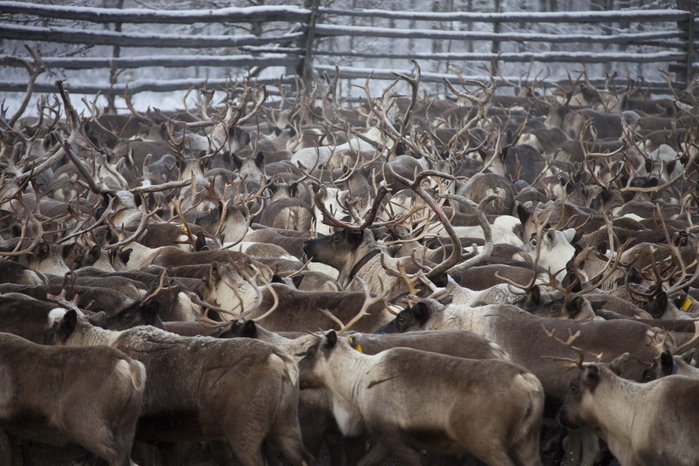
[
  {"x1": 412, "y1": 302, "x2": 430, "y2": 322},
  {"x1": 660, "y1": 349, "x2": 675, "y2": 376},
  {"x1": 242, "y1": 320, "x2": 258, "y2": 338},
  {"x1": 655, "y1": 292, "x2": 668, "y2": 311},
  {"x1": 626, "y1": 266, "x2": 641, "y2": 284},
  {"x1": 680, "y1": 349, "x2": 695, "y2": 365},
  {"x1": 140, "y1": 300, "x2": 160, "y2": 324},
  {"x1": 545, "y1": 229, "x2": 556, "y2": 244},
  {"x1": 562, "y1": 228, "x2": 578, "y2": 244},
  {"x1": 87, "y1": 245, "x2": 101, "y2": 263},
  {"x1": 195, "y1": 232, "x2": 207, "y2": 252},
  {"x1": 211, "y1": 262, "x2": 222, "y2": 281},
  {"x1": 288, "y1": 182, "x2": 299, "y2": 198},
  {"x1": 609, "y1": 352, "x2": 630, "y2": 376},
  {"x1": 516, "y1": 204, "x2": 531, "y2": 226},
  {"x1": 118, "y1": 248, "x2": 132, "y2": 265},
  {"x1": 57, "y1": 309, "x2": 79, "y2": 342},
  {"x1": 429, "y1": 272, "x2": 448, "y2": 289},
  {"x1": 88, "y1": 311, "x2": 107, "y2": 327},
  {"x1": 346, "y1": 230, "x2": 365, "y2": 246},
  {"x1": 62, "y1": 242, "x2": 76, "y2": 259},
  {"x1": 566, "y1": 297, "x2": 584, "y2": 318},
  {"x1": 529, "y1": 285, "x2": 541, "y2": 305},
  {"x1": 324, "y1": 330, "x2": 337, "y2": 348},
  {"x1": 254, "y1": 151, "x2": 264, "y2": 168},
  {"x1": 583, "y1": 365, "x2": 600, "y2": 389},
  {"x1": 37, "y1": 242, "x2": 50, "y2": 259},
  {"x1": 291, "y1": 274, "x2": 304, "y2": 289},
  {"x1": 231, "y1": 153, "x2": 243, "y2": 170}
]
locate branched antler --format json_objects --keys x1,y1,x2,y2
[
  {"x1": 313, "y1": 184, "x2": 406, "y2": 232},
  {"x1": 339, "y1": 278, "x2": 384, "y2": 334},
  {"x1": 541, "y1": 326, "x2": 586, "y2": 368},
  {"x1": 438, "y1": 194, "x2": 495, "y2": 274}
]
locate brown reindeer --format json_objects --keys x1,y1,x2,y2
[
  {"x1": 45, "y1": 308, "x2": 313, "y2": 466},
  {"x1": 298, "y1": 329, "x2": 545, "y2": 466},
  {"x1": 0, "y1": 332, "x2": 145, "y2": 466}
]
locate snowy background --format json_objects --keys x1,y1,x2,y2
[{"x1": 0, "y1": 0, "x2": 688, "y2": 117}]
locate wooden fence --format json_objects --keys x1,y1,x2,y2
[{"x1": 0, "y1": 0, "x2": 696, "y2": 104}]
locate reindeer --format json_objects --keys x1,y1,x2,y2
[
  {"x1": 0, "y1": 332, "x2": 145, "y2": 466},
  {"x1": 559, "y1": 360, "x2": 699, "y2": 466},
  {"x1": 44, "y1": 307, "x2": 313, "y2": 466},
  {"x1": 298, "y1": 328, "x2": 544, "y2": 466}
]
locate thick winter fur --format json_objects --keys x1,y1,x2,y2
[
  {"x1": 0, "y1": 293, "x2": 72, "y2": 343},
  {"x1": 345, "y1": 329, "x2": 510, "y2": 360},
  {"x1": 299, "y1": 331, "x2": 544, "y2": 465},
  {"x1": 243, "y1": 282, "x2": 394, "y2": 332},
  {"x1": 45, "y1": 310, "x2": 312, "y2": 466},
  {"x1": 377, "y1": 299, "x2": 664, "y2": 414},
  {"x1": 559, "y1": 364, "x2": 699, "y2": 466},
  {"x1": 0, "y1": 332, "x2": 145, "y2": 466}
]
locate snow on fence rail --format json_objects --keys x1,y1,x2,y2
[{"x1": 0, "y1": 0, "x2": 695, "y2": 101}]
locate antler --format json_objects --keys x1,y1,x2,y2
[
  {"x1": 0, "y1": 201, "x2": 44, "y2": 257},
  {"x1": 5, "y1": 45, "x2": 45, "y2": 127},
  {"x1": 104, "y1": 196, "x2": 161, "y2": 250},
  {"x1": 241, "y1": 280, "x2": 279, "y2": 322},
  {"x1": 338, "y1": 278, "x2": 384, "y2": 334},
  {"x1": 541, "y1": 325, "x2": 586, "y2": 369},
  {"x1": 312, "y1": 183, "x2": 415, "y2": 232},
  {"x1": 674, "y1": 322, "x2": 699, "y2": 355},
  {"x1": 48, "y1": 289, "x2": 84, "y2": 316},
  {"x1": 438, "y1": 194, "x2": 495, "y2": 274},
  {"x1": 141, "y1": 269, "x2": 169, "y2": 304},
  {"x1": 383, "y1": 166, "x2": 463, "y2": 280}
]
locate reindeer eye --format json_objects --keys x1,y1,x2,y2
[
  {"x1": 123, "y1": 313, "x2": 133, "y2": 321},
  {"x1": 530, "y1": 238, "x2": 537, "y2": 246}
]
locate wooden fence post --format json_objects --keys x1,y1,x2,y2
[
  {"x1": 491, "y1": 0, "x2": 501, "y2": 76},
  {"x1": 677, "y1": 0, "x2": 695, "y2": 88},
  {"x1": 300, "y1": 0, "x2": 321, "y2": 90},
  {"x1": 106, "y1": 0, "x2": 125, "y2": 112},
  {"x1": 686, "y1": 1, "x2": 695, "y2": 86}
]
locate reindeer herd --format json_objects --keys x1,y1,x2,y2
[{"x1": 0, "y1": 69, "x2": 697, "y2": 466}]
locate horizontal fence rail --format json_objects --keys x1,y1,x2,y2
[
  {"x1": 0, "y1": 1, "x2": 695, "y2": 103},
  {"x1": 317, "y1": 7, "x2": 691, "y2": 23},
  {"x1": 0, "y1": 2, "x2": 311, "y2": 24}
]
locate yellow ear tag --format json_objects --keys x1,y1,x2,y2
[
  {"x1": 348, "y1": 336, "x2": 363, "y2": 353},
  {"x1": 681, "y1": 297, "x2": 693, "y2": 311}
]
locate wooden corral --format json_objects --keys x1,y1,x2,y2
[{"x1": 0, "y1": 0, "x2": 696, "y2": 103}]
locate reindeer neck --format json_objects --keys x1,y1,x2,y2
[
  {"x1": 448, "y1": 282, "x2": 480, "y2": 306},
  {"x1": 587, "y1": 376, "x2": 648, "y2": 456},
  {"x1": 324, "y1": 346, "x2": 373, "y2": 402},
  {"x1": 337, "y1": 242, "x2": 382, "y2": 285},
  {"x1": 347, "y1": 249, "x2": 382, "y2": 282},
  {"x1": 71, "y1": 323, "x2": 121, "y2": 347}
]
